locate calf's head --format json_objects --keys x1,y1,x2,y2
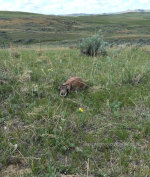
[{"x1": 58, "y1": 84, "x2": 70, "y2": 97}]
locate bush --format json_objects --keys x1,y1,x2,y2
[{"x1": 79, "y1": 30, "x2": 107, "y2": 56}]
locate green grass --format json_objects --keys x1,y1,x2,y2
[{"x1": 0, "y1": 46, "x2": 150, "y2": 176}]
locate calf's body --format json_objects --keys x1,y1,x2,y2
[{"x1": 58, "y1": 76, "x2": 87, "y2": 96}]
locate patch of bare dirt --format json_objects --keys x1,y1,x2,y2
[{"x1": 1, "y1": 164, "x2": 32, "y2": 177}]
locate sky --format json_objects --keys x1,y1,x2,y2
[{"x1": 0, "y1": 0, "x2": 150, "y2": 15}]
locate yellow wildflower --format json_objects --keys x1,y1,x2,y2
[
  {"x1": 48, "y1": 68, "x2": 54, "y2": 72},
  {"x1": 79, "y1": 107, "x2": 84, "y2": 112}
]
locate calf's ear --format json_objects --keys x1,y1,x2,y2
[{"x1": 66, "y1": 85, "x2": 71, "y2": 92}]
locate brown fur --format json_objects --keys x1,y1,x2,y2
[{"x1": 58, "y1": 76, "x2": 87, "y2": 96}]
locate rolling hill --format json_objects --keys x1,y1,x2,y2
[{"x1": 0, "y1": 11, "x2": 150, "y2": 47}]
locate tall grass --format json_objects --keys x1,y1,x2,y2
[{"x1": 0, "y1": 46, "x2": 150, "y2": 176}]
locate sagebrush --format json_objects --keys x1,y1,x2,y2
[{"x1": 79, "y1": 30, "x2": 107, "y2": 56}]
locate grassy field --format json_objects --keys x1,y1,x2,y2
[
  {"x1": 0, "y1": 45, "x2": 150, "y2": 176},
  {"x1": 1, "y1": 11, "x2": 150, "y2": 46}
]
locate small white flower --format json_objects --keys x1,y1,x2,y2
[{"x1": 14, "y1": 144, "x2": 18, "y2": 149}]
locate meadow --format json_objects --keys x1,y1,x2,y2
[{"x1": 0, "y1": 45, "x2": 150, "y2": 176}]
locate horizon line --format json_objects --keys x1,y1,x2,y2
[{"x1": 0, "y1": 9, "x2": 150, "y2": 16}]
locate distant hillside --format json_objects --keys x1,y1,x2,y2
[
  {"x1": 1, "y1": 11, "x2": 150, "y2": 47},
  {"x1": 62, "y1": 13, "x2": 95, "y2": 16},
  {"x1": 64, "y1": 9, "x2": 150, "y2": 16},
  {"x1": 117, "y1": 9, "x2": 150, "y2": 14}
]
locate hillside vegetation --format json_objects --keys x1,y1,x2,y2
[
  {"x1": 0, "y1": 45, "x2": 150, "y2": 176},
  {"x1": 1, "y1": 11, "x2": 150, "y2": 46}
]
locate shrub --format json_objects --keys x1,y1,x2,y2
[{"x1": 79, "y1": 30, "x2": 107, "y2": 56}]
